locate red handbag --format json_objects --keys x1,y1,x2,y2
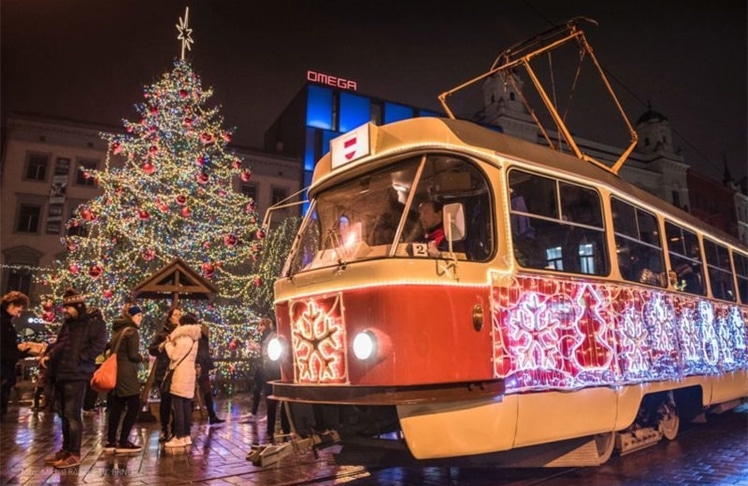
[{"x1": 90, "y1": 328, "x2": 132, "y2": 393}]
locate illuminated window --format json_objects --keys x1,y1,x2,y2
[
  {"x1": 306, "y1": 85, "x2": 333, "y2": 129},
  {"x1": 509, "y1": 169, "x2": 607, "y2": 276},
  {"x1": 546, "y1": 247, "x2": 563, "y2": 270},
  {"x1": 704, "y1": 239, "x2": 736, "y2": 301},
  {"x1": 383, "y1": 103, "x2": 413, "y2": 123},
  {"x1": 611, "y1": 197, "x2": 665, "y2": 286},
  {"x1": 734, "y1": 252, "x2": 748, "y2": 303},
  {"x1": 339, "y1": 93, "x2": 370, "y2": 132}
]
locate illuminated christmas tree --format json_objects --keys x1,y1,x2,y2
[{"x1": 36, "y1": 59, "x2": 267, "y2": 380}]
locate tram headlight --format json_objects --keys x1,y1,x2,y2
[
  {"x1": 267, "y1": 336, "x2": 283, "y2": 362},
  {"x1": 352, "y1": 331, "x2": 377, "y2": 361}
]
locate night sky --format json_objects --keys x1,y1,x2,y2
[{"x1": 2, "y1": 0, "x2": 746, "y2": 182}]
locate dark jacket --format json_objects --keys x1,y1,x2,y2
[
  {"x1": 48, "y1": 308, "x2": 107, "y2": 382},
  {"x1": 110, "y1": 317, "x2": 142, "y2": 397},
  {"x1": 1, "y1": 307, "x2": 26, "y2": 367},
  {"x1": 195, "y1": 326, "x2": 215, "y2": 381},
  {"x1": 148, "y1": 322, "x2": 174, "y2": 386}
]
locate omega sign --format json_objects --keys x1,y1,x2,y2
[{"x1": 307, "y1": 70, "x2": 357, "y2": 91}]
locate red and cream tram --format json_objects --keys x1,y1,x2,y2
[{"x1": 263, "y1": 22, "x2": 747, "y2": 467}]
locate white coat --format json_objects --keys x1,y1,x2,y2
[{"x1": 164, "y1": 324, "x2": 201, "y2": 399}]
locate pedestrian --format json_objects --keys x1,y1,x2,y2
[
  {"x1": 148, "y1": 307, "x2": 180, "y2": 442},
  {"x1": 40, "y1": 288, "x2": 107, "y2": 469},
  {"x1": 161, "y1": 312, "x2": 201, "y2": 448},
  {"x1": 259, "y1": 318, "x2": 290, "y2": 443},
  {"x1": 245, "y1": 317, "x2": 271, "y2": 422},
  {"x1": 0, "y1": 291, "x2": 31, "y2": 421},
  {"x1": 196, "y1": 324, "x2": 225, "y2": 425},
  {"x1": 104, "y1": 303, "x2": 145, "y2": 454}
]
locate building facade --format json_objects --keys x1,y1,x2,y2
[{"x1": 0, "y1": 113, "x2": 301, "y2": 296}]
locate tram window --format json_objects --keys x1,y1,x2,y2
[
  {"x1": 665, "y1": 222, "x2": 705, "y2": 295},
  {"x1": 611, "y1": 198, "x2": 665, "y2": 287},
  {"x1": 508, "y1": 169, "x2": 608, "y2": 276},
  {"x1": 703, "y1": 239, "x2": 736, "y2": 301},
  {"x1": 734, "y1": 252, "x2": 748, "y2": 303}
]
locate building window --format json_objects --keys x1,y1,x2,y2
[
  {"x1": 75, "y1": 159, "x2": 98, "y2": 186},
  {"x1": 306, "y1": 85, "x2": 333, "y2": 130},
  {"x1": 272, "y1": 187, "x2": 288, "y2": 205},
  {"x1": 16, "y1": 204, "x2": 41, "y2": 233},
  {"x1": 5, "y1": 267, "x2": 32, "y2": 295},
  {"x1": 339, "y1": 92, "x2": 371, "y2": 132},
  {"x1": 383, "y1": 102, "x2": 414, "y2": 124},
  {"x1": 241, "y1": 183, "x2": 257, "y2": 200},
  {"x1": 672, "y1": 191, "x2": 681, "y2": 208},
  {"x1": 24, "y1": 153, "x2": 49, "y2": 181}
]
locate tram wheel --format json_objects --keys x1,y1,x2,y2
[
  {"x1": 658, "y1": 401, "x2": 680, "y2": 441},
  {"x1": 594, "y1": 432, "x2": 616, "y2": 464}
]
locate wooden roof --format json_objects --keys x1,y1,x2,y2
[{"x1": 132, "y1": 257, "x2": 218, "y2": 301}]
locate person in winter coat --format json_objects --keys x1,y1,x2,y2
[
  {"x1": 195, "y1": 324, "x2": 225, "y2": 425},
  {"x1": 161, "y1": 312, "x2": 201, "y2": 448},
  {"x1": 40, "y1": 289, "x2": 107, "y2": 469},
  {"x1": 0, "y1": 291, "x2": 30, "y2": 421},
  {"x1": 148, "y1": 307, "x2": 181, "y2": 442},
  {"x1": 104, "y1": 303, "x2": 145, "y2": 454}
]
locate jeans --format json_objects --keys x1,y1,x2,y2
[
  {"x1": 171, "y1": 395, "x2": 192, "y2": 438},
  {"x1": 55, "y1": 380, "x2": 87, "y2": 454},
  {"x1": 107, "y1": 393, "x2": 140, "y2": 444},
  {"x1": 159, "y1": 391, "x2": 173, "y2": 435}
]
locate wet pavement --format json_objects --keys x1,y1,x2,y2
[{"x1": 0, "y1": 393, "x2": 746, "y2": 485}]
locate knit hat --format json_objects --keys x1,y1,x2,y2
[
  {"x1": 127, "y1": 305, "x2": 142, "y2": 317},
  {"x1": 62, "y1": 288, "x2": 85, "y2": 306}
]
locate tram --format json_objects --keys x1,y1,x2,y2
[{"x1": 262, "y1": 21, "x2": 748, "y2": 467}]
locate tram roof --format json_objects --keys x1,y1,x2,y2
[{"x1": 314, "y1": 117, "x2": 745, "y2": 251}]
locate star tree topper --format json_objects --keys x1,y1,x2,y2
[{"x1": 176, "y1": 7, "x2": 194, "y2": 60}]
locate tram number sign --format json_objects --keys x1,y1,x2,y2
[{"x1": 409, "y1": 243, "x2": 430, "y2": 257}]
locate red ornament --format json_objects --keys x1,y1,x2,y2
[
  {"x1": 103, "y1": 289, "x2": 114, "y2": 299},
  {"x1": 138, "y1": 209, "x2": 150, "y2": 221},
  {"x1": 112, "y1": 142, "x2": 123, "y2": 155},
  {"x1": 180, "y1": 206, "x2": 191, "y2": 217},
  {"x1": 202, "y1": 262, "x2": 215, "y2": 278},
  {"x1": 256, "y1": 229, "x2": 266, "y2": 240},
  {"x1": 143, "y1": 248, "x2": 156, "y2": 261},
  {"x1": 240, "y1": 169, "x2": 252, "y2": 182},
  {"x1": 229, "y1": 340, "x2": 237, "y2": 350},
  {"x1": 254, "y1": 276, "x2": 263, "y2": 287},
  {"x1": 232, "y1": 159, "x2": 242, "y2": 169},
  {"x1": 196, "y1": 172, "x2": 209, "y2": 184},
  {"x1": 200, "y1": 132, "x2": 215, "y2": 145},
  {"x1": 43, "y1": 311, "x2": 55, "y2": 322},
  {"x1": 222, "y1": 133, "x2": 232, "y2": 143},
  {"x1": 69, "y1": 264, "x2": 80, "y2": 274},
  {"x1": 184, "y1": 116, "x2": 193, "y2": 126},
  {"x1": 42, "y1": 300, "x2": 54, "y2": 311},
  {"x1": 180, "y1": 89, "x2": 188, "y2": 98},
  {"x1": 246, "y1": 200, "x2": 256, "y2": 212},
  {"x1": 141, "y1": 162, "x2": 156, "y2": 175},
  {"x1": 149, "y1": 145, "x2": 159, "y2": 154},
  {"x1": 67, "y1": 243, "x2": 78, "y2": 252},
  {"x1": 89, "y1": 265, "x2": 103, "y2": 279},
  {"x1": 224, "y1": 234, "x2": 237, "y2": 247},
  {"x1": 176, "y1": 194, "x2": 187, "y2": 205},
  {"x1": 149, "y1": 106, "x2": 158, "y2": 115}
]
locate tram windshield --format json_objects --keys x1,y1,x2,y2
[{"x1": 284, "y1": 153, "x2": 493, "y2": 276}]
